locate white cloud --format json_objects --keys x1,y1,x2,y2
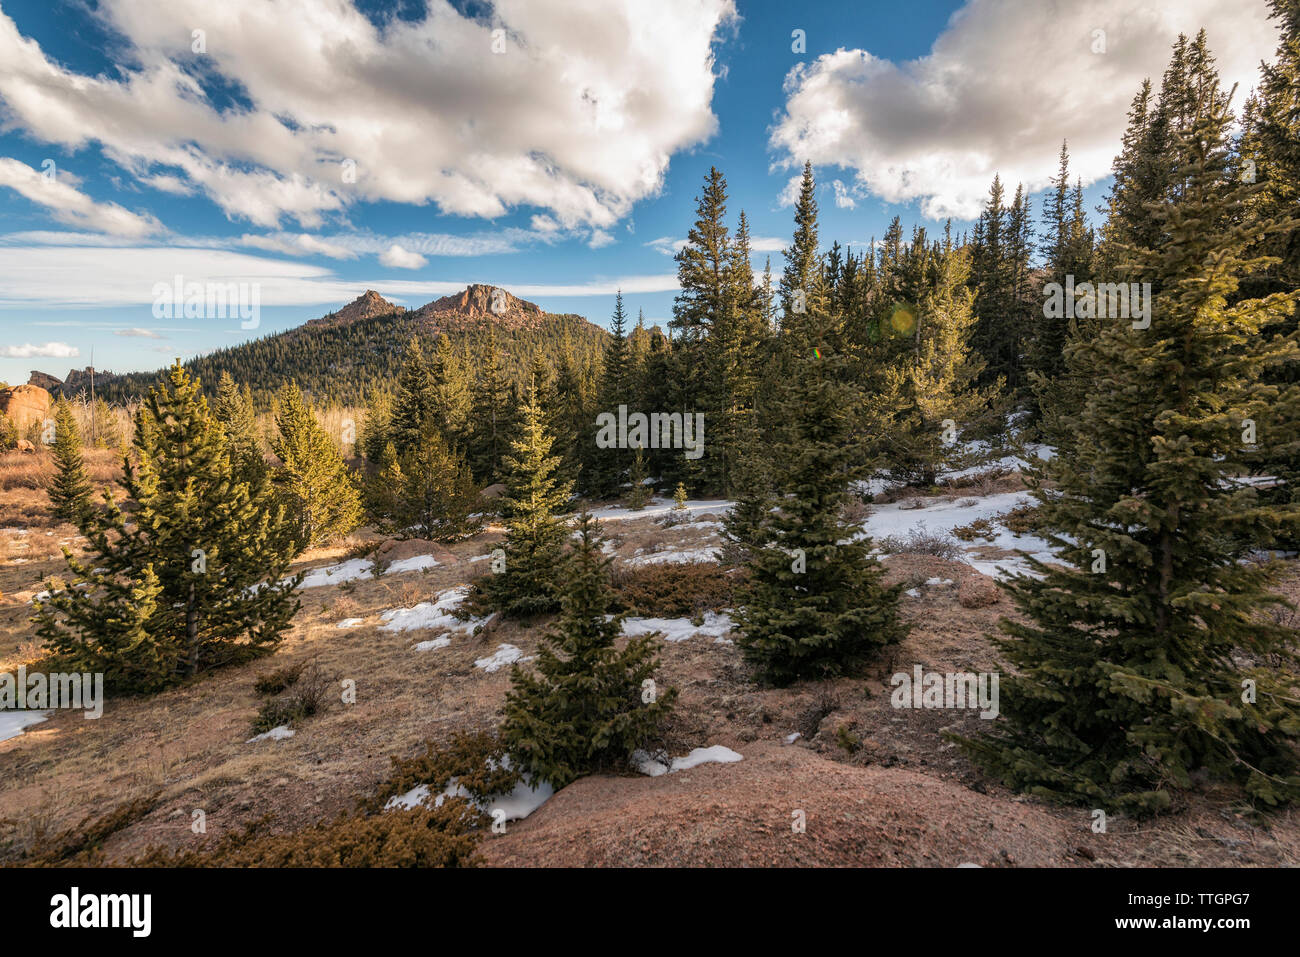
[
  {"x1": 239, "y1": 233, "x2": 357, "y2": 260},
  {"x1": 378, "y1": 244, "x2": 428, "y2": 269},
  {"x1": 0, "y1": 157, "x2": 162, "y2": 236},
  {"x1": 770, "y1": 0, "x2": 1281, "y2": 219},
  {"x1": 115, "y1": 327, "x2": 163, "y2": 338},
  {"x1": 647, "y1": 234, "x2": 784, "y2": 255},
  {"x1": 0, "y1": 0, "x2": 736, "y2": 230},
  {"x1": 1, "y1": 341, "x2": 79, "y2": 358},
  {"x1": 0, "y1": 237, "x2": 681, "y2": 307},
  {"x1": 588, "y1": 229, "x2": 616, "y2": 249}
]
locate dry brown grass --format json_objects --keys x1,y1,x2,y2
[{"x1": 1, "y1": 495, "x2": 1297, "y2": 868}]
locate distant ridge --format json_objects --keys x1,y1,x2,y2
[{"x1": 80, "y1": 285, "x2": 609, "y2": 406}]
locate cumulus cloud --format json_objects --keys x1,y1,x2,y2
[
  {"x1": 769, "y1": 0, "x2": 1281, "y2": 219},
  {"x1": 378, "y1": 244, "x2": 428, "y2": 269},
  {"x1": 0, "y1": 158, "x2": 162, "y2": 236},
  {"x1": 0, "y1": 0, "x2": 735, "y2": 230},
  {"x1": 1, "y1": 341, "x2": 79, "y2": 358}
]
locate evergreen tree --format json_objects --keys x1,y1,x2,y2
[
  {"x1": 35, "y1": 362, "x2": 300, "y2": 693},
  {"x1": 625, "y1": 446, "x2": 651, "y2": 510},
  {"x1": 778, "y1": 161, "x2": 829, "y2": 351},
  {"x1": 46, "y1": 397, "x2": 93, "y2": 526},
  {"x1": 213, "y1": 371, "x2": 267, "y2": 489},
  {"x1": 735, "y1": 351, "x2": 907, "y2": 685},
  {"x1": 271, "y1": 382, "x2": 364, "y2": 551},
  {"x1": 466, "y1": 382, "x2": 572, "y2": 617},
  {"x1": 390, "y1": 338, "x2": 437, "y2": 458},
  {"x1": 359, "y1": 387, "x2": 394, "y2": 464},
  {"x1": 588, "y1": 292, "x2": 633, "y2": 497},
  {"x1": 366, "y1": 427, "x2": 481, "y2": 542},
  {"x1": 428, "y1": 334, "x2": 474, "y2": 448},
  {"x1": 874, "y1": 228, "x2": 1000, "y2": 485},
  {"x1": 958, "y1": 87, "x2": 1300, "y2": 813},
  {"x1": 90, "y1": 396, "x2": 121, "y2": 450},
  {"x1": 501, "y1": 511, "x2": 677, "y2": 788},
  {"x1": 468, "y1": 328, "x2": 514, "y2": 483}
]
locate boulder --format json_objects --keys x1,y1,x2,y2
[{"x1": 0, "y1": 384, "x2": 51, "y2": 430}]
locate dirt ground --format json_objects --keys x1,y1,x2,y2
[{"x1": 2, "y1": 448, "x2": 1298, "y2": 867}]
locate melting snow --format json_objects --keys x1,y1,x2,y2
[
  {"x1": 336, "y1": 617, "x2": 365, "y2": 629},
  {"x1": 621, "y1": 611, "x2": 734, "y2": 643},
  {"x1": 297, "y1": 553, "x2": 441, "y2": 589},
  {"x1": 474, "y1": 643, "x2": 531, "y2": 672},
  {"x1": 0, "y1": 710, "x2": 48, "y2": 743},
  {"x1": 414, "y1": 635, "x2": 453, "y2": 651},
  {"x1": 587, "y1": 498, "x2": 735, "y2": 523},
  {"x1": 247, "y1": 725, "x2": 295, "y2": 743},
  {"x1": 380, "y1": 587, "x2": 473, "y2": 632},
  {"x1": 631, "y1": 745, "x2": 744, "y2": 777},
  {"x1": 385, "y1": 756, "x2": 553, "y2": 822}
]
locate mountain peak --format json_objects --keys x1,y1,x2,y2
[
  {"x1": 414, "y1": 284, "x2": 546, "y2": 331},
  {"x1": 309, "y1": 290, "x2": 402, "y2": 329}
]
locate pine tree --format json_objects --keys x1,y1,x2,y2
[
  {"x1": 90, "y1": 396, "x2": 121, "y2": 450},
  {"x1": 501, "y1": 511, "x2": 677, "y2": 788},
  {"x1": 271, "y1": 382, "x2": 363, "y2": 551},
  {"x1": 778, "y1": 161, "x2": 830, "y2": 352},
  {"x1": 736, "y1": 351, "x2": 908, "y2": 685},
  {"x1": 213, "y1": 371, "x2": 267, "y2": 489},
  {"x1": 429, "y1": 334, "x2": 473, "y2": 448},
  {"x1": 874, "y1": 228, "x2": 1001, "y2": 485},
  {"x1": 366, "y1": 427, "x2": 481, "y2": 542},
  {"x1": 958, "y1": 86, "x2": 1300, "y2": 813},
  {"x1": 46, "y1": 397, "x2": 94, "y2": 526},
  {"x1": 390, "y1": 338, "x2": 437, "y2": 458},
  {"x1": 468, "y1": 328, "x2": 514, "y2": 483},
  {"x1": 359, "y1": 387, "x2": 394, "y2": 463},
  {"x1": 34, "y1": 362, "x2": 300, "y2": 693},
  {"x1": 589, "y1": 292, "x2": 633, "y2": 497},
  {"x1": 467, "y1": 381, "x2": 572, "y2": 617},
  {"x1": 625, "y1": 446, "x2": 651, "y2": 510}
]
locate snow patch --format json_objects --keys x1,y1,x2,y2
[
  {"x1": 380, "y1": 587, "x2": 475, "y2": 633},
  {"x1": 621, "y1": 611, "x2": 734, "y2": 643},
  {"x1": 0, "y1": 710, "x2": 48, "y2": 742},
  {"x1": 414, "y1": 635, "x2": 453, "y2": 652},
  {"x1": 335, "y1": 617, "x2": 365, "y2": 629},
  {"x1": 474, "y1": 643, "x2": 531, "y2": 672},
  {"x1": 632, "y1": 745, "x2": 744, "y2": 777},
  {"x1": 247, "y1": 725, "x2": 295, "y2": 743},
  {"x1": 297, "y1": 553, "x2": 441, "y2": 589},
  {"x1": 385, "y1": 756, "x2": 553, "y2": 822}
]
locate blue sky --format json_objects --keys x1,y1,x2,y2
[{"x1": 0, "y1": 0, "x2": 1283, "y2": 384}]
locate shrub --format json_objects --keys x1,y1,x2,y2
[
  {"x1": 611, "y1": 561, "x2": 738, "y2": 618},
  {"x1": 132, "y1": 803, "x2": 483, "y2": 868},
  {"x1": 875, "y1": 525, "x2": 964, "y2": 560},
  {"x1": 250, "y1": 660, "x2": 331, "y2": 734},
  {"x1": 253, "y1": 662, "x2": 305, "y2": 696}
]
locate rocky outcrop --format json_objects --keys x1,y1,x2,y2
[
  {"x1": 306, "y1": 290, "x2": 402, "y2": 329},
  {"x1": 27, "y1": 371, "x2": 62, "y2": 392},
  {"x1": 413, "y1": 284, "x2": 548, "y2": 331},
  {"x1": 0, "y1": 384, "x2": 52, "y2": 429}
]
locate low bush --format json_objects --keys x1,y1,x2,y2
[{"x1": 611, "y1": 561, "x2": 738, "y2": 618}]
